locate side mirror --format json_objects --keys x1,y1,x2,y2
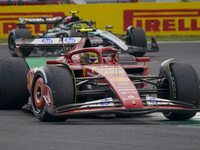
[
  {"x1": 90, "y1": 21, "x2": 96, "y2": 25},
  {"x1": 106, "y1": 25, "x2": 113, "y2": 31}
]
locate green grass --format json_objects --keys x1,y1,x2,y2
[
  {"x1": 1, "y1": 35, "x2": 200, "y2": 44},
  {"x1": 147, "y1": 35, "x2": 200, "y2": 42},
  {"x1": 25, "y1": 57, "x2": 57, "y2": 68},
  {"x1": 0, "y1": 38, "x2": 7, "y2": 43}
]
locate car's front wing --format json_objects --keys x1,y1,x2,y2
[
  {"x1": 51, "y1": 107, "x2": 200, "y2": 118},
  {"x1": 48, "y1": 96, "x2": 200, "y2": 118}
]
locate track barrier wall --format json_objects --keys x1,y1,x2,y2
[{"x1": 0, "y1": 2, "x2": 200, "y2": 38}]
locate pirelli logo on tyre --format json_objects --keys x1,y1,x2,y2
[
  {"x1": 0, "y1": 12, "x2": 65, "y2": 38},
  {"x1": 123, "y1": 9, "x2": 200, "y2": 35}
]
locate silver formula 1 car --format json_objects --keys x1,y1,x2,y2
[{"x1": 8, "y1": 11, "x2": 159, "y2": 57}]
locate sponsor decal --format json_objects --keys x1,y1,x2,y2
[
  {"x1": 124, "y1": 97, "x2": 141, "y2": 100},
  {"x1": 128, "y1": 95, "x2": 135, "y2": 98},
  {"x1": 104, "y1": 70, "x2": 125, "y2": 74},
  {"x1": 111, "y1": 77, "x2": 129, "y2": 82},
  {"x1": 42, "y1": 38, "x2": 53, "y2": 44},
  {"x1": 80, "y1": 97, "x2": 114, "y2": 108},
  {"x1": 120, "y1": 91, "x2": 137, "y2": 94},
  {"x1": 65, "y1": 38, "x2": 76, "y2": 43},
  {"x1": 123, "y1": 9, "x2": 200, "y2": 34},
  {"x1": 146, "y1": 96, "x2": 173, "y2": 106},
  {"x1": 101, "y1": 99, "x2": 110, "y2": 106},
  {"x1": 119, "y1": 89, "x2": 135, "y2": 91},
  {"x1": 30, "y1": 38, "x2": 60, "y2": 44},
  {"x1": 117, "y1": 83, "x2": 130, "y2": 86},
  {"x1": 94, "y1": 66, "x2": 122, "y2": 70},
  {"x1": 149, "y1": 97, "x2": 158, "y2": 104},
  {"x1": 117, "y1": 86, "x2": 134, "y2": 89}
]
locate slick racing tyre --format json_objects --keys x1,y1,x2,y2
[
  {"x1": 31, "y1": 65, "x2": 75, "y2": 122},
  {"x1": 158, "y1": 62, "x2": 199, "y2": 120},
  {"x1": 126, "y1": 26, "x2": 147, "y2": 57},
  {"x1": 0, "y1": 57, "x2": 29, "y2": 109},
  {"x1": 8, "y1": 29, "x2": 33, "y2": 57}
]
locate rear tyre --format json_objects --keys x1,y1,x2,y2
[
  {"x1": 31, "y1": 65, "x2": 74, "y2": 122},
  {"x1": 0, "y1": 57, "x2": 29, "y2": 109},
  {"x1": 126, "y1": 27, "x2": 147, "y2": 57},
  {"x1": 8, "y1": 29, "x2": 33, "y2": 57},
  {"x1": 158, "y1": 62, "x2": 199, "y2": 120}
]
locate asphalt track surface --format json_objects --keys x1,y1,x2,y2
[{"x1": 0, "y1": 42, "x2": 200, "y2": 150}]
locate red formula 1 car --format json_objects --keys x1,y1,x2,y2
[{"x1": 0, "y1": 29, "x2": 200, "y2": 122}]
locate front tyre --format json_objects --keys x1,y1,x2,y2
[
  {"x1": 31, "y1": 65, "x2": 75, "y2": 122},
  {"x1": 158, "y1": 62, "x2": 199, "y2": 120}
]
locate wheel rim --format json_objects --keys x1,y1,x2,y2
[
  {"x1": 8, "y1": 35, "x2": 17, "y2": 56},
  {"x1": 33, "y1": 78, "x2": 45, "y2": 112}
]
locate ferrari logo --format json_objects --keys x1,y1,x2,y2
[{"x1": 132, "y1": 101, "x2": 136, "y2": 105}]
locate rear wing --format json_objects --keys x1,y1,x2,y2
[
  {"x1": 19, "y1": 16, "x2": 63, "y2": 24},
  {"x1": 15, "y1": 29, "x2": 97, "y2": 48},
  {"x1": 15, "y1": 37, "x2": 82, "y2": 48},
  {"x1": 17, "y1": 16, "x2": 63, "y2": 29}
]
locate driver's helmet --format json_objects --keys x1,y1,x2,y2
[
  {"x1": 80, "y1": 52, "x2": 100, "y2": 64},
  {"x1": 73, "y1": 23, "x2": 86, "y2": 29}
]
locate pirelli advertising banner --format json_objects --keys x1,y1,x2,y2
[{"x1": 0, "y1": 2, "x2": 200, "y2": 38}]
